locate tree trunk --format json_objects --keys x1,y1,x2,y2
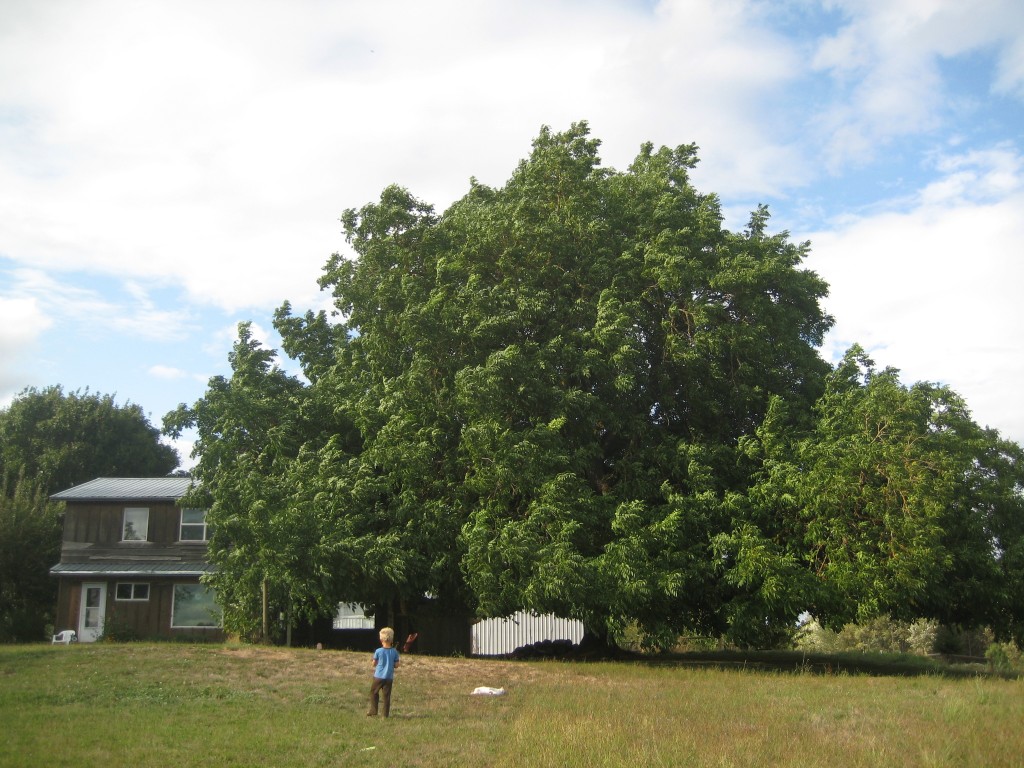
[{"x1": 579, "y1": 625, "x2": 618, "y2": 657}]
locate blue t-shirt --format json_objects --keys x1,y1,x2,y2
[{"x1": 373, "y1": 647, "x2": 400, "y2": 680}]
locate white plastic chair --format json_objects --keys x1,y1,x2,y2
[{"x1": 51, "y1": 630, "x2": 77, "y2": 644}]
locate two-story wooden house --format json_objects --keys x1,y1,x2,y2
[{"x1": 49, "y1": 477, "x2": 224, "y2": 642}]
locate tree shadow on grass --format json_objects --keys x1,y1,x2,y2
[
  {"x1": 634, "y1": 650, "x2": 993, "y2": 679},
  {"x1": 498, "y1": 640, "x2": 997, "y2": 679}
]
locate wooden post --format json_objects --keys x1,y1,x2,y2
[{"x1": 262, "y1": 578, "x2": 269, "y2": 643}]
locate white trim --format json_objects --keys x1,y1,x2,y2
[{"x1": 78, "y1": 582, "x2": 107, "y2": 642}]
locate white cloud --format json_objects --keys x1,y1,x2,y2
[
  {"x1": 922, "y1": 144, "x2": 1024, "y2": 203},
  {"x1": 111, "y1": 283, "x2": 197, "y2": 342},
  {"x1": 811, "y1": 0, "x2": 1024, "y2": 168},
  {"x1": 165, "y1": 430, "x2": 199, "y2": 473},
  {"x1": 204, "y1": 321, "x2": 277, "y2": 360},
  {"x1": 0, "y1": 294, "x2": 52, "y2": 401},
  {"x1": 0, "y1": 295, "x2": 50, "y2": 349},
  {"x1": 804, "y1": 145, "x2": 1024, "y2": 442},
  {"x1": 993, "y1": 35, "x2": 1024, "y2": 98},
  {"x1": 0, "y1": 0, "x2": 812, "y2": 317},
  {"x1": 147, "y1": 365, "x2": 189, "y2": 380},
  {"x1": 2, "y1": 268, "x2": 193, "y2": 343},
  {"x1": 1, "y1": 0, "x2": 1021, "y2": 449}
]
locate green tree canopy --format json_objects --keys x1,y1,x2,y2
[
  {"x1": 174, "y1": 122, "x2": 1024, "y2": 649},
  {"x1": 0, "y1": 475, "x2": 62, "y2": 641},
  {"x1": 731, "y1": 347, "x2": 1024, "y2": 644},
  {"x1": 0, "y1": 385, "x2": 180, "y2": 494},
  {"x1": 164, "y1": 323, "x2": 361, "y2": 639},
  {"x1": 176, "y1": 123, "x2": 834, "y2": 645}
]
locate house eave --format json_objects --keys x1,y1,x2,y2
[{"x1": 50, "y1": 561, "x2": 216, "y2": 578}]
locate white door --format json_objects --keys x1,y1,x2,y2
[{"x1": 78, "y1": 583, "x2": 106, "y2": 642}]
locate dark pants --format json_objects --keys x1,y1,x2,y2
[{"x1": 368, "y1": 676, "x2": 393, "y2": 717}]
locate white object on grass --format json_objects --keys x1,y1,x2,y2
[{"x1": 471, "y1": 686, "x2": 506, "y2": 696}]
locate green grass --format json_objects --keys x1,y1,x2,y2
[{"x1": 1, "y1": 643, "x2": 1021, "y2": 767}]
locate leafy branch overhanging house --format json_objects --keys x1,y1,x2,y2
[{"x1": 49, "y1": 476, "x2": 583, "y2": 653}]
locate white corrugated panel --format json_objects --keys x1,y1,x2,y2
[
  {"x1": 332, "y1": 602, "x2": 375, "y2": 630},
  {"x1": 472, "y1": 611, "x2": 584, "y2": 656}
]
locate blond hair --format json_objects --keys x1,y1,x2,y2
[{"x1": 379, "y1": 627, "x2": 395, "y2": 644}]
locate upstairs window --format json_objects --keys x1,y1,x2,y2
[
  {"x1": 179, "y1": 509, "x2": 209, "y2": 542},
  {"x1": 122, "y1": 508, "x2": 149, "y2": 542}
]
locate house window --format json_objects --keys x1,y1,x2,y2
[
  {"x1": 180, "y1": 509, "x2": 209, "y2": 542},
  {"x1": 115, "y1": 583, "x2": 150, "y2": 601},
  {"x1": 171, "y1": 584, "x2": 221, "y2": 628},
  {"x1": 122, "y1": 508, "x2": 149, "y2": 541},
  {"x1": 333, "y1": 602, "x2": 375, "y2": 630}
]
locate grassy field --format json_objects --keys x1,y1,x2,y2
[{"x1": 1, "y1": 643, "x2": 1022, "y2": 767}]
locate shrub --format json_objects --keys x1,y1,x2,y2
[
  {"x1": 985, "y1": 641, "x2": 1023, "y2": 676},
  {"x1": 100, "y1": 615, "x2": 143, "y2": 643},
  {"x1": 794, "y1": 615, "x2": 938, "y2": 656}
]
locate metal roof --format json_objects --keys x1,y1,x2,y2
[
  {"x1": 51, "y1": 477, "x2": 195, "y2": 502},
  {"x1": 50, "y1": 561, "x2": 215, "y2": 577}
]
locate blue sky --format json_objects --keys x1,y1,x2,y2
[{"x1": 2, "y1": 0, "x2": 1023, "y2": 468}]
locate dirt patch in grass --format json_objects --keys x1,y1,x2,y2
[{"x1": 205, "y1": 645, "x2": 544, "y2": 696}]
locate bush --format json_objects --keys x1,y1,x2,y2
[
  {"x1": 99, "y1": 615, "x2": 143, "y2": 643},
  {"x1": 794, "y1": 615, "x2": 938, "y2": 656},
  {"x1": 985, "y1": 641, "x2": 1023, "y2": 676},
  {"x1": 933, "y1": 625, "x2": 990, "y2": 657}
]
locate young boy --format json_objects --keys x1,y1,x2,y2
[{"x1": 367, "y1": 627, "x2": 400, "y2": 717}]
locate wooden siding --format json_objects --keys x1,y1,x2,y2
[
  {"x1": 471, "y1": 611, "x2": 584, "y2": 656},
  {"x1": 58, "y1": 502, "x2": 207, "y2": 563},
  {"x1": 109, "y1": 581, "x2": 175, "y2": 638},
  {"x1": 54, "y1": 579, "x2": 78, "y2": 635},
  {"x1": 54, "y1": 579, "x2": 225, "y2": 642}
]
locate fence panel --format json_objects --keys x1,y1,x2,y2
[{"x1": 471, "y1": 611, "x2": 584, "y2": 656}]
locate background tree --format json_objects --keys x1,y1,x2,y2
[
  {"x1": 0, "y1": 385, "x2": 179, "y2": 640},
  {"x1": 732, "y1": 347, "x2": 1024, "y2": 644},
  {"x1": 0, "y1": 475, "x2": 62, "y2": 641},
  {"x1": 0, "y1": 385, "x2": 179, "y2": 494}
]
